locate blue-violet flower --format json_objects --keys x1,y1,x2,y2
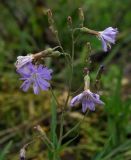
[
  {"x1": 98, "y1": 27, "x2": 118, "y2": 52},
  {"x1": 70, "y1": 89, "x2": 104, "y2": 112},
  {"x1": 17, "y1": 63, "x2": 53, "y2": 94}
]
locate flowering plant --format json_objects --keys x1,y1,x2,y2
[{"x1": 15, "y1": 8, "x2": 118, "y2": 160}]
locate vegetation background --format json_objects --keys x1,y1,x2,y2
[{"x1": 0, "y1": 0, "x2": 131, "y2": 159}]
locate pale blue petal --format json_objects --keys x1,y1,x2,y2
[
  {"x1": 100, "y1": 36, "x2": 108, "y2": 52},
  {"x1": 102, "y1": 35, "x2": 115, "y2": 44},
  {"x1": 70, "y1": 93, "x2": 83, "y2": 107},
  {"x1": 37, "y1": 76, "x2": 50, "y2": 91},
  {"x1": 20, "y1": 79, "x2": 31, "y2": 92},
  {"x1": 82, "y1": 99, "x2": 88, "y2": 113},
  {"x1": 33, "y1": 81, "x2": 40, "y2": 94},
  {"x1": 87, "y1": 101, "x2": 95, "y2": 111}
]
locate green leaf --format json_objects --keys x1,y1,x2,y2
[{"x1": 0, "y1": 141, "x2": 12, "y2": 160}]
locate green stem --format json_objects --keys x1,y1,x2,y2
[
  {"x1": 57, "y1": 109, "x2": 64, "y2": 148},
  {"x1": 48, "y1": 95, "x2": 59, "y2": 160},
  {"x1": 54, "y1": 30, "x2": 73, "y2": 150},
  {"x1": 62, "y1": 110, "x2": 89, "y2": 140},
  {"x1": 57, "y1": 27, "x2": 78, "y2": 149},
  {"x1": 80, "y1": 27, "x2": 99, "y2": 35},
  {"x1": 71, "y1": 30, "x2": 75, "y2": 63},
  {"x1": 50, "y1": 87, "x2": 59, "y2": 107}
]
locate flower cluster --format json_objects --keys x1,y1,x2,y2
[
  {"x1": 15, "y1": 27, "x2": 118, "y2": 110},
  {"x1": 15, "y1": 9, "x2": 119, "y2": 160}
]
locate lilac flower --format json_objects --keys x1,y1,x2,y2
[
  {"x1": 17, "y1": 63, "x2": 53, "y2": 94},
  {"x1": 15, "y1": 55, "x2": 33, "y2": 69},
  {"x1": 70, "y1": 89, "x2": 104, "y2": 112},
  {"x1": 98, "y1": 27, "x2": 118, "y2": 52}
]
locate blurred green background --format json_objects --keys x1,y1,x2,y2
[{"x1": 0, "y1": 0, "x2": 131, "y2": 160}]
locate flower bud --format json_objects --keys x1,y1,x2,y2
[
  {"x1": 34, "y1": 125, "x2": 46, "y2": 135},
  {"x1": 47, "y1": 9, "x2": 54, "y2": 25},
  {"x1": 83, "y1": 67, "x2": 89, "y2": 75},
  {"x1": 78, "y1": 8, "x2": 84, "y2": 27},
  {"x1": 20, "y1": 148, "x2": 26, "y2": 160},
  {"x1": 67, "y1": 16, "x2": 72, "y2": 27},
  {"x1": 51, "y1": 51, "x2": 62, "y2": 57}
]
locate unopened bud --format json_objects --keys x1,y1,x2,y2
[
  {"x1": 20, "y1": 148, "x2": 26, "y2": 160},
  {"x1": 67, "y1": 16, "x2": 72, "y2": 27},
  {"x1": 79, "y1": 8, "x2": 84, "y2": 27},
  {"x1": 83, "y1": 67, "x2": 89, "y2": 75},
  {"x1": 51, "y1": 51, "x2": 62, "y2": 57},
  {"x1": 86, "y1": 42, "x2": 92, "y2": 52},
  {"x1": 47, "y1": 9, "x2": 54, "y2": 25},
  {"x1": 34, "y1": 125, "x2": 45, "y2": 136},
  {"x1": 34, "y1": 125, "x2": 53, "y2": 148},
  {"x1": 47, "y1": 9, "x2": 52, "y2": 18}
]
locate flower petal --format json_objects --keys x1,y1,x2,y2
[
  {"x1": 15, "y1": 55, "x2": 33, "y2": 69},
  {"x1": 20, "y1": 79, "x2": 31, "y2": 92},
  {"x1": 33, "y1": 80, "x2": 40, "y2": 94},
  {"x1": 36, "y1": 76, "x2": 50, "y2": 91},
  {"x1": 90, "y1": 92, "x2": 104, "y2": 105},
  {"x1": 100, "y1": 36, "x2": 108, "y2": 52},
  {"x1": 87, "y1": 101, "x2": 95, "y2": 111},
  {"x1": 70, "y1": 93, "x2": 83, "y2": 107},
  {"x1": 82, "y1": 99, "x2": 88, "y2": 112},
  {"x1": 102, "y1": 35, "x2": 115, "y2": 44},
  {"x1": 98, "y1": 27, "x2": 118, "y2": 52}
]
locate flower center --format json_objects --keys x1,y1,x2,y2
[{"x1": 32, "y1": 73, "x2": 38, "y2": 79}]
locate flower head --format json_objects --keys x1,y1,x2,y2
[
  {"x1": 17, "y1": 63, "x2": 53, "y2": 94},
  {"x1": 98, "y1": 27, "x2": 118, "y2": 52},
  {"x1": 15, "y1": 55, "x2": 33, "y2": 69},
  {"x1": 70, "y1": 89, "x2": 104, "y2": 112}
]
